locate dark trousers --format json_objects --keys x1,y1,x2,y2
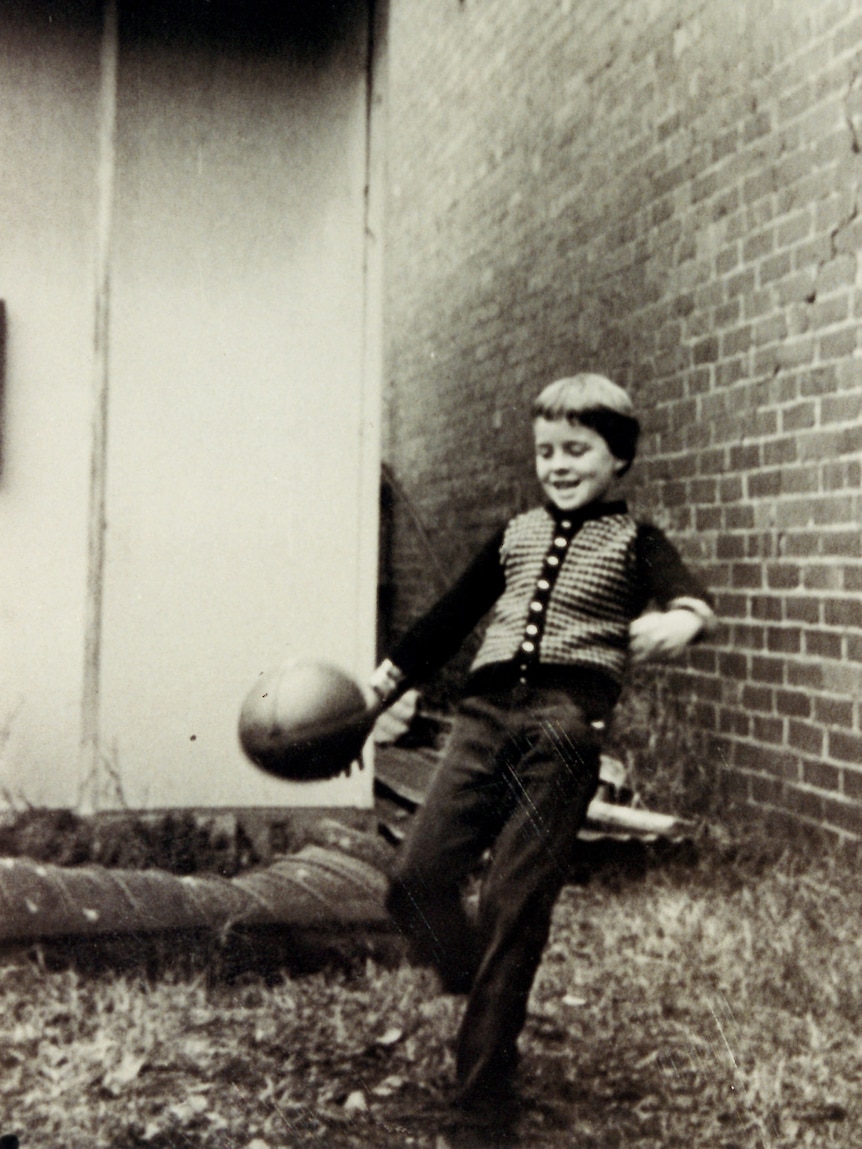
[{"x1": 386, "y1": 684, "x2": 603, "y2": 1101}]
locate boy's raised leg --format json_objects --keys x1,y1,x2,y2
[{"x1": 453, "y1": 690, "x2": 601, "y2": 1107}]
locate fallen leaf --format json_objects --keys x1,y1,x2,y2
[
  {"x1": 372, "y1": 1074, "x2": 406, "y2": 1097},
  {"x1": 103, "y1": 1051, "x2": 146, "y2": 1095},
  {"x1": 376, "y1": 1026, "x2": 404, "y2": 1047},
  {"x1": 343, "y1": 1090, "x2": 367, "y2": 1113}
]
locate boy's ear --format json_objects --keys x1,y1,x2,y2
[{"x1": 612, "y1": 458, "x2": 629, "y2": 476}]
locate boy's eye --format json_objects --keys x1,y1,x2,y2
[{"x1": 564, "y1": 443, "x2": 588, "y2": 456}]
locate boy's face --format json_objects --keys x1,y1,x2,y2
[{"x1": 534, "y1": 416, "x2": 626, "y2": 513}]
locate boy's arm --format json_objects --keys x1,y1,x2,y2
[
  {"x1": 629, "y1": 524, "x2": 716, "y2": 665},
  {"x1": 364, "y1": 528, "x2": 507, "y2": 711}
]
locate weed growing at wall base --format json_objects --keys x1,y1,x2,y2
[{"x1": 607, "y1": 669, "x2": 722, "y2": 820}]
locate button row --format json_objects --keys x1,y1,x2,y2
[{"x1": 515, "y1": 517, "x2": 576, "y2": 683}]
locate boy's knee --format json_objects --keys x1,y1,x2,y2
[
  {"x1": 386, "y1": 873, "x2": 423, "y2": 928},
  {"x1": 385, "y1": 875, "x2": 405, "y2": 920}
]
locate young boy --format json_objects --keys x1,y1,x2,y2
[{"x1": 366, "y1": 374, "x2": 714, "y2": 1119}]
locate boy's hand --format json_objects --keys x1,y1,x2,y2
[
  {"x1": 361, "y1": 684, "x2": 387, "y2": 717},
  {"x1": 628, "y1": 609, "x2": 703, "y2": 664},
  {"x1": 365, "y1": 659, "x2": 407, "y2": 715}
]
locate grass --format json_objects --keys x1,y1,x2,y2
[
  {"x1": 1, "y1": 829, "x2": 861, "y2": 1149},
  {"x1": 1, "y1": 679, "x2": 859, "y2": 1148}
]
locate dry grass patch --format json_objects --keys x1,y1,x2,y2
[{"x1": 1, "y1": 833, "x2": 861, "y2": 1148}]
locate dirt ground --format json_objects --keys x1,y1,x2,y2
[{"x1": 1, "y1": 827, "x2": 860, "y2": 1149}]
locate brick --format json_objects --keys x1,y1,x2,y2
[
  {"x1": 814, "y1": 497, "x2": 857, "y2": 526},
  {"x1": 782, "y1": 467, "x2": 820, "y2": 494},
  {"x1": 696, "y1": 505, "x2": 722, "y2": 530},
  {"x1": 778, "y1": 337, "x2": 815, "y2": 367},
  {"x1": 803, "y1": 759, "x2": 840, "y2": 791},
  {"x1": 812, "y1": 294, "x2": 850, "y2": 328},
  {"x1": 783, "y1": 785, "x2": 825, "y2": 822},
  {"x1": 820, "y1": 327, "x2": 858, "y2": 359},
  {"x1": 754, "y1": 714, "x2": 785, "y2": 744},
  {"x1": 823, "y1": 796, "x2": 862, "y2": 836},
  {"x1": 781, "y1": 531, "x2": 820, "y2": 557},
  {"x1": 752, "y1": 595, "x2": 784, "y2": 621},
  {"x1": 748, "y1": 470, "x2": 782, "y2": 497},
  {"x1": 716, "y1": 245, "x2": 739, "y2": 274},
  {"x1": 822, "y1": 661, "x2": 862, "y2": 695},
  {"x1": 732, "y1": 623, "x2": 766, "y2": 648},
  {"x1": 727, "y1": 268, "x2": 756, "y2": 297},
  {"x1": 781, "y1": 400, "x2": 817, "y2": 431},
  {"x1": 750, "y1": 773, "x2": 782, "y2": 803},
  {"x1": 763, "y1": 437, "x2": 798, "y2": 465},
  {"x1": 793, "y1": 235, "x2": 832, "y2": 270},
  {"x1": 744, "y1": 287, "x2": 775, "y2": 320},
  {"x1": 787, "y1": 660, "x2": 824, "y2": 689},
  {"x1": 824, "y1": 598, "x2": 862, "y2": 628},
  {"x1": 767, "y1": 564, "x2": 800, "y2": 589},
  {"x1": 743, "y1": 229, "x2": 775, "y2": 262},
  {"x1": 730, "y1": 444, "x2": 761, "y2": 470},
  {"x1": 822, "y1": 391, "x2": 862, "y2": 423},
  {"x1": 814, "y1": 696, "x2": 854, "y2": 727},
  {"x1": 767, "y1": 626, "x2": 802, "y2": 654},
  {"x1": 720, "y1": 708, "x2": 751, "y2": 737},
  {"x1": 789, "y1": 720, "x2": 825, "y2": 756},
  {"x1": 776, "y1": 689, "x2": 812, "y2": 718},
  {"x1": 689, "y1": 648, "x2": 718, "y2": 673},
  {"x1": 719, "y1": 651, "x2": 749, "y2": 681},
  {"x1": 844, "y1": 767, "x2": 862, "y2": 801},
  {"x1": 778, "y1": 269, "x2": 816, "y2": 304},
  {"x1": 784, "y1": 596, "x2": 821, "y2": 624},
  {"x1": 803, "y1": 564, "x2": 843, "y2": 589},
  {"x1": 816, "y1": 253, "x2": 856, "y2": 294},
  {"x1": 741, "y1": 675, "x2": 773, "y2": 707},
  {"x1": 732, "y1": 564, "x2": 764, "y2": 589},
  {"x1": 716, "y1": 592, "x2": 748, "y2": 619},
  {"x1": 805, "y1": 629, "x2": 843, "y2": 658},
  {"x1": 693, "y1": 336, "x2": 719, "y2": 363},
  {"x1": 724, "y1": 504, "x2": 754, "y2": 529},
  {"x1": 776, "y1": 209, "x2": 812, "y2": 247},
  {"x1": 820, "y1": 531, "x2": 861, "y2": 558},
  {"x1": 751, "y1": 655, "x2": 785, "y2": 684}
]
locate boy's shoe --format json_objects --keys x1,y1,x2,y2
[{"x1": 448, "y1": 1070, "x2": 521, "y2": 1133}]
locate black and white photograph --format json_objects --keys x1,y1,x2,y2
[{"x1": 0, "y1": 1, "x2": 861, "y2": 1146}]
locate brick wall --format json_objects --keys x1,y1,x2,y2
[{"x1": 381, "y1": 0, "x2": 862, "y2": 841}]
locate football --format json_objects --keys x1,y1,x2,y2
[{"x1": 238, "y1": 658, "x2": 373, "y2": 781}]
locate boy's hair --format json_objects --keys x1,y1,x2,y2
[{"x1": 531, "y1": 374, "x2": 640, "y2": 473}]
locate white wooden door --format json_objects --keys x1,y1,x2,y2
[{"x1": 98, "y1": 7, "x2": 379, "y2": 808}]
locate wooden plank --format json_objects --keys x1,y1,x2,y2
[{"x1": 374, "y1": 744, "x2": 693, "y2": 841}]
